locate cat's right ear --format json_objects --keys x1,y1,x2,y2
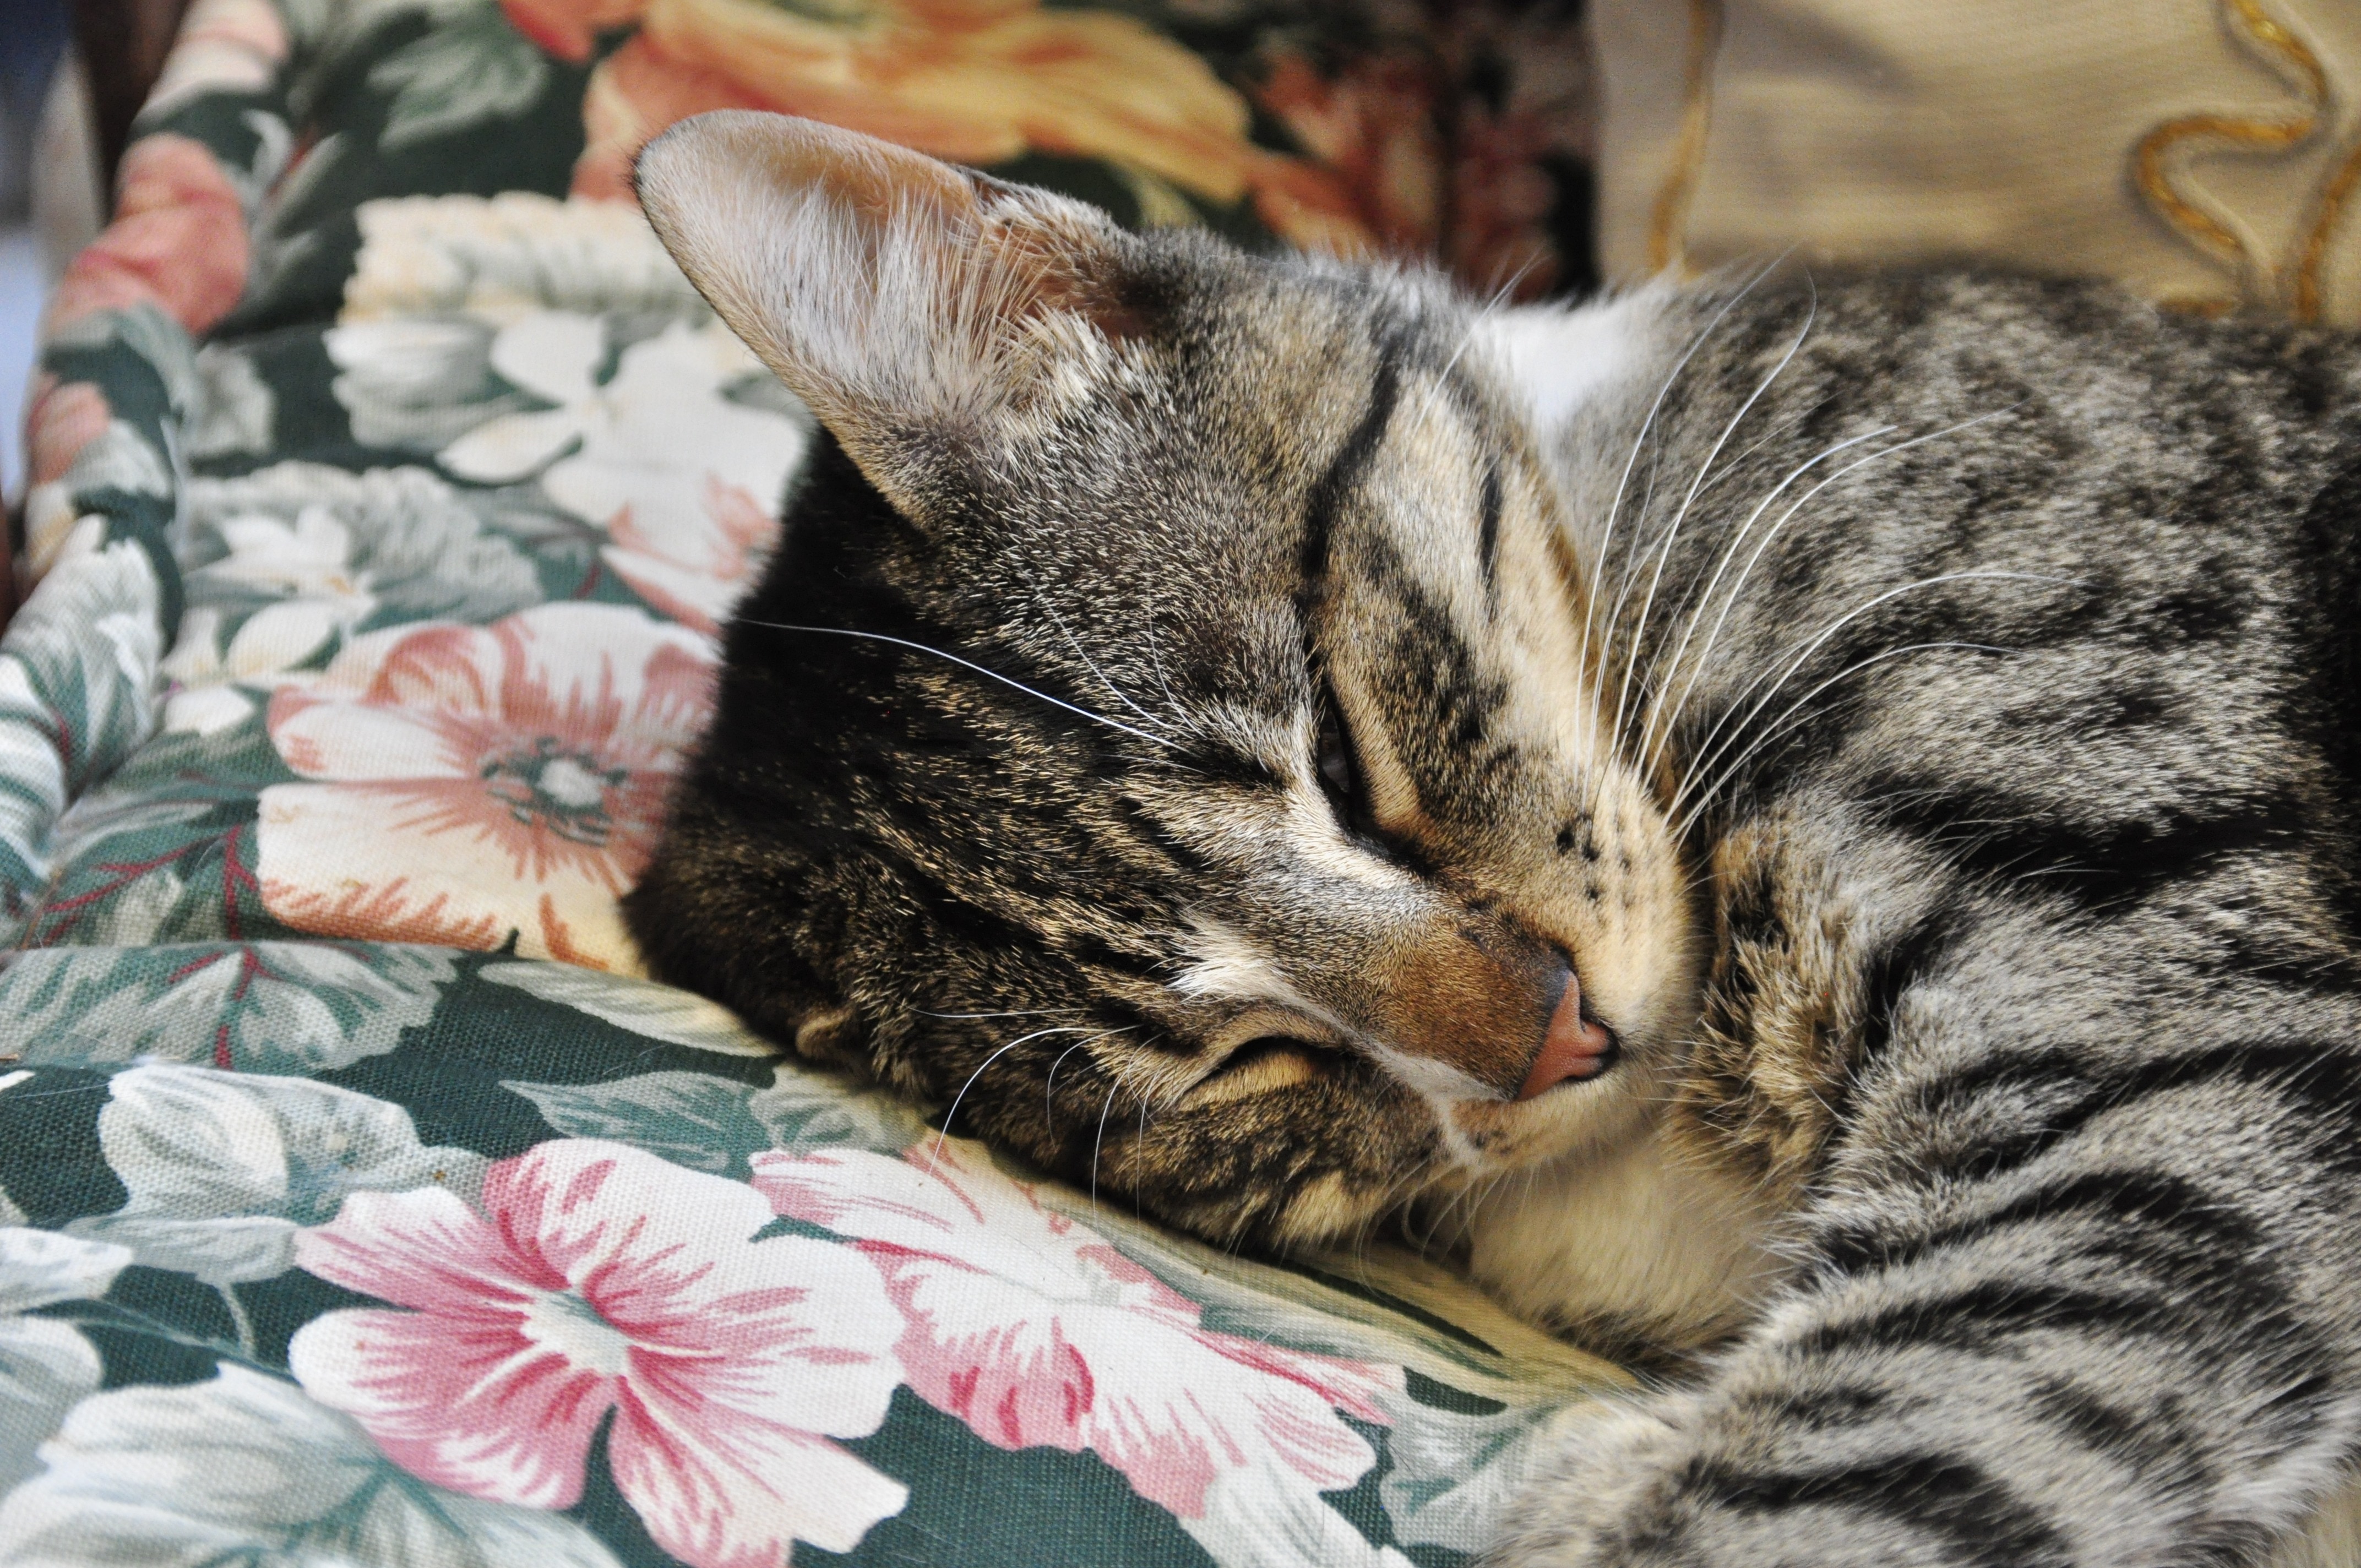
[{"x1": 634, "y1": 111, "x2": 1143, "y2": 492}]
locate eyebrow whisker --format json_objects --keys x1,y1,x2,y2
[{"x1": 740, "y1": 618, "x2": 1182, "y2": 749}]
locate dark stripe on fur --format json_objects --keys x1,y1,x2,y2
[
  {"x1": 2022, "y1": 1378, "x2": 2204, "y2": 1486},
  {"x1": 1851, "y1": 904, "x2": 1961, "y2": 1065},
  {"x1": 1693, "y1": 1453, "x2": 2070, "y2": 1567},
  {"x1": 1819, "y1": 1169, "x2": 2281, "y2": 1319},
  {"x1": 1859, "y1": 777, "x2": 2308, "y2": 914},
  {"x1": 1478, "y1": 458, "x2": 1504, "y2": 602},
  {"x1": 1299, "y1": 351, "x2": 1402, "y2": 609},
  {"x1": 1803, "y1": 1279, "x2": 2191, "y2": 1361},
  {"x1": 1875, "y1": 1039, "x2": 2361, "y2": 1193}
]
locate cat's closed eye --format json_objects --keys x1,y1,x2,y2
[
  {"x1": 1314, "y1": 680, "x2": 1391, "y2": 851},
  {"x1": 1314, "y1": 684, "x2": 1359, "y2": 808}
]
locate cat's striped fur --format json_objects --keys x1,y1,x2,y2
[{"x1": 629, "y1": 112, "x2": 2361, "y2": 1565}]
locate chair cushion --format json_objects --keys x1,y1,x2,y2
[{"x1": 0, "y1": 2, "x2": 1619, "y2": 1565}]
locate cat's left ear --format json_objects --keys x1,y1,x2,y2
[{"x1": 635, "y1": 110, "x2": 1140, "y2": 483}]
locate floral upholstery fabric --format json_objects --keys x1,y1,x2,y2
[{"x1": 0, "y1": 1, "x2": 1615, "y2": 1564}]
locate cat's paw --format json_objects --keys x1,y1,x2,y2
[
  {"x1": 1484, "y1": 1398, "x2": 1701, "y2": 1568},
  {"x1": 1486, "y1": 1390, "x2": 2044, "y2": 1568}
]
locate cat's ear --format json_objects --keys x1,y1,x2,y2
[{"x1": 634, "y1": 110, "x2": 1139, "y2": 477}]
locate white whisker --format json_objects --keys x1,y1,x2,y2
[
  {"x1": 1136, "y1": 1100, "x2": 1151, "y2": 1217},
  {"x1": 1424, "y1": 262, "x2": 1546, "y2": 423},
  {"x1": 1653, "y1": 404, "x2": 2027, "y2": 801},
  {"x1": 1037, "y1": 594, "x2": 1176, "y2": 733},
  {"x1": 928, "y1": 1025, "x2": 1101, "y2": 1172},
  {"x1": 1043, "y1": 1030, "x2": 1129, "y2": 1132},
  {"x1": 1662, "y1": 413, "x2": 2030, "y2": 803},
  {"x1": 1642, "y1": 423, "x2": 1901, "y2": 758},
  {"x1": 1622, "y1": 283, "x2": 1818, "y2": 769},
  {"x1": 1675, "y1": 641, "x2": 2020, "y2": 840},
  {"x1": 1689, "y1": 392, "x2": 1839, "y2": 507},
  {"x1": 739, "y1": 618, "x2": 1183, "y2": 749},
  {"x1": 1089, "y1": 1081, "x2": 1123, "y2": 1216},
  {"x1": 1576, "y1": 258, "x2": 1782, "y2": 777}
]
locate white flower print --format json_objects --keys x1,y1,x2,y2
[
  {"x1": 63, "y1": 1065, "x2": 488, "y2": 1293},
  {"x1": 0, "y1": 1228, "x2": 131, "y2": 1496},
  {"x1": 0, "y1": 1364, "x2": 623, "y2": 1566}
]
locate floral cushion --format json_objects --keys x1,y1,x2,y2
[{"x1": 0, "y1": 1, "x2": 1619, "y2": 1565}]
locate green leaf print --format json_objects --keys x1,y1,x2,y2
[
  {"x1": 0, "y1": 1228, "x2": 130, "y2": 1496},
  {"x1": 0, "y1": 542, "x2": 165, "y2": 940},
  {"x1": 0, "y1": 942, "x2": 458, "y2": 1072},
  {"x1": 29, "y1": 794, "x2": 269, "y2": 948},
  {"x1": 503, "y1": 1071, "x2": 776, "y2": 1177},
  {"x1": 477, "y1": 960, "x2": 774, "y2": 1055},
  {"x1": 370, "y1": 1, "x2": 553, "y2": 150},
  {"x1": 64, "y1": 1063, "x2": 486, "y2": 1287},
  {"x1": 505, "y1": 1060, "x2": 924, "y2": 1176},
  {"x1": 0, "y1": 1365, "x2": 624, "y2": 1567}
]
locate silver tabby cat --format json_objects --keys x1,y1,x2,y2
[{"x1": 628, "y1": 110, "x2": 2361, "y2": 1567}]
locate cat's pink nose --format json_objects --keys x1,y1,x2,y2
[{"x1": 1516, "y1": 970, "x2": 1616, "y2": 1100}]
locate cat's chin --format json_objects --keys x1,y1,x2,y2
[
  {"x1": 1385, "y1": 1044, "x2": 1786, "y2": 1354},
  {"x1": 1450, "y1": 1106, "x2": 1784, "y2": 1353}
]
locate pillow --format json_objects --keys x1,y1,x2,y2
[{"x1": 1591, "y1": 0, "x2": 2361, "y2": 323}]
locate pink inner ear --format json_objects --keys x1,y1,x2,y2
[{"x1": 640, "y1": 109, "x2": 1124, "y2": 326}]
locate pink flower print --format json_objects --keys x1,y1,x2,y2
[
  {"x1": 749, "y1": 1141, "x2": 1401, "y2": 1525},
  {"x1": 289, "y1": 1138, "x2": 909, "y2": 1568},
  {"x1": 255, "y1": 602, "x2": 715, "y2": 971}
]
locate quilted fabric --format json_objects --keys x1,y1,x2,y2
[{"x1": 0, "y1": 0, "x2": 1622, "y2": 1564}]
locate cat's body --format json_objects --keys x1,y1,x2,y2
[{"x1": 628, "y1": 112, "x2": 2361, "y2": 1565}]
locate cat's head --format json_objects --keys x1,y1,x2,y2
[{"x1": 631, "y1": 112, "x2": 1702, "y2": 1248}]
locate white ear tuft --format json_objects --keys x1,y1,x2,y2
[
  {"x1": 1475, "y1": 295, "x2": 1649, "y2": 437},
  {"x1": 634, "y1": 111, "x2": 1134, "y2": 461}
]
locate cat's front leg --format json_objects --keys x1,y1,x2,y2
[
  {"x1": 1486, "y1": 1345, "x2": 2099, "y2": 1567},
  {"x1": 1490, "y1": 1286, "x2": 2357, "y2": 1568},
  {"x1": 1483, "y1": 1029, "x2": 2361, "y2": 1567}
]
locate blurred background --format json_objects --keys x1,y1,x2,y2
[{"x1": 0, "y1": 0, "x2": 87, "y2": 511}]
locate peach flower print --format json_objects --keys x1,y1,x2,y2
[
  {"x1": 516, "y1": 0, "x2": 1418, "y2": 258},
  {"x1": 255, "y1": 601, "x2": 714, "y2": 971},
  {"x1": 1446, "y1": 92, "x2": 1570, "y2": 300},
  {"x1": 289, "y1": 1139, "x2": 909, "y2": 1568},
  {"x1": 750, "y1": 1139, "x2": 1407, "y2": 1562},
  {"x1": 606, "y1": 475, "x2": 781, "y2": 636},
  {"x1": 45, "y1": 134, "x2": 250, "y2": 337},
  {"x1": 1249, "y1": 52, "x2": 1444, "y2": 263}
]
